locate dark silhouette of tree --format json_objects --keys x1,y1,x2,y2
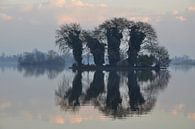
[
  {"x1": 143, "y1": 43, "x2": 170, "y2": 67},
  {"x1": 127, "y1": 22, "x2": 158, "y2": 67},
  {"x1": 83, "y1": 31, "x2": 105, "y2": 66},
  {"x1": 134, "y1": 22, "x2": 157, "y2": 45},
  {"x1": 56, "y1": 23, "x2": 83, "y2": 66},
  {"x1": 99, "y1": 18, "x2": 130, "y2": 65},
  {"x1": 132, "y1": 22, "x2": 170, "y2": 67},
  {"x1": 128, "y1": 25, "x2": 146, "y2": 66},
  {"x1": 55, "y1": 18, "x2": 170, "y2": 68},
  {"x1": 137, "y1": 55, "x2": 155, "y2": 67}
]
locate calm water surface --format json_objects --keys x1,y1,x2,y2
[{"x1": 0, "y1": 64, "x2": 195, "y2": 129}]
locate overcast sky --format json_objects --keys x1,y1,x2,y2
[{"x1": 0, "y1": 0, "x2": 195, "y2": 57}]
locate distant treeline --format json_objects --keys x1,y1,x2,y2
[
  {"x1": 18, "y1": 50, "x2": 65, "y2": 65},
  {"x1": 171, "y1": 56, "x2": 195, "y2": 65},
  {"x1": 0, "y1": 53, "x2": 18, "y2": 63},
  {"x1": 0, "y1": 50, "x2": 92, "y2": 66}
]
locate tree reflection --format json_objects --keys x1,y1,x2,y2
[
  {"x1": 128, "y1": 70, "x2": 145, "y2": 111},
  {"x1": 66, "y1": 71, "x2": 82, "y2": 107},
  {"x1": 17, "y1": 65, "x2": 65, "y2": 79},
  {"x1": 104, "y1": 71, "x2": 122, "y2": 116},
  {"x1": 85, "y1": 71, "x2": 105, "y2": 101},
  {"x1": 55, "y1": 71, "x2": 83, "y2": 111},
  {"x1": 55, "y1": 70, "x2": 170, "y2": 118}
]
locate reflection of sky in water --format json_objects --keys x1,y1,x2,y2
[{"x1": 0, "y1": 65, "x2": 195, "y2": 129}]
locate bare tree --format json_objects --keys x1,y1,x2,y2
[
  {"x1": 56, "y1": 23, "x2": 83, "y2": 66},
  {"x1": 98, "y1": 18, "x2": 131, "y2": 66},
  {"x1": 82, "y1": 31, "x2": 105, "y2": 66}
]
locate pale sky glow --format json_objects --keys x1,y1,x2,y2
[{"x1": 0, "y1": 0, "x2": 195, "y2": 57}]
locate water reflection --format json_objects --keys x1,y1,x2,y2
[
  {"x1": 17, "y1": 65, "x2": 65, "y2": 79},
  {"x1": 169, "y1": 64, "x2": 195, "y2": 72},
  {"x1": 0, "y1": 63, "x2": 17, "y2": 72},
  {"x1": 55, "y1": 70, "x2": 170, "y2": 118}
]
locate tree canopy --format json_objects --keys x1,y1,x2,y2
[
  {"x1": 56, "y1": 23, "x2": 83, "y2": 66},
  {"x1": 55, "y1": 17, "x2": 170, "y2": 68},
  {"x1": 82, "y1": 31, "x2": 105, "y2": 66}
]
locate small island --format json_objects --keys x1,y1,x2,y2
[{"x1": 55, "y1": 17, "x2": 170, "y2": 71}]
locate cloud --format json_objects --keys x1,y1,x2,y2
[
  {"x1": 21, "y1": 111, "x2": 33, "y2": 120},
  {"x1": 187, "y1": 5, "x2": 195, "y2": 12},
  {"x1": 29, "y1": 0, "x2": 107, "y2": 10},
  {"x1": 20, "y1": 4, "x2": 34, "y2": 12},
  {"x1": 0, "y1": 13, "x2": 13, "y2": 21},
  {"x1": 188, "y1": 113, "x2": 195, "y2": 121},
  {"x1": 129, "y1": 16, "x2": 150, "y2": 22},
  {"x1": 172, "y1": 10, "x2": 179, "y2": 15},
  {"x1": 98, "y1": 4, "x2": 107, "y2": 8},
  {"x1": 0, "y1": 100, "x2": 11, "y2": 109},
  {"x1": 49, "y1": 0, "x2": 66, "y2": 8},
  {"x1": 69, "y1": 0, "x2": 107, "y2": 8},
  {"x1": 170, "y1": 9, "x2": 188, "y2": 22},
  {"x1": 71, "y1": 0, "x2": 93, "y2": 8},
  {"x1": 175, "y1": 16, "x2": 187, "y2": 22},
  {"x1": 57, "y1": 15, "x2": 77, "y2": 25}
]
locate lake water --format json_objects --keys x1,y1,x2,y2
[{"x1": 0, "y1": 64, "x2": 195, "y2": 129}]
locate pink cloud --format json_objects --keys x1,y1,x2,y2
[
  {"x1": 71, "y1": 0, "x2": 93, "y2": 8},
  {"x1": 70, "y1": 0, "x2": 107, "y2": 8},
  {"x1": 0, "y1": 13, "x2": 13, "y2": 21},
  {"x1": 188, "y1": 113, "x2": 195, "y2": 121},
  {"x1": 172, "y1": 10, "x2": 179, "y2": 15},
  {"x1": 187, "y1": 5, "x2": 195, "y2": 12},
  {"x1": 37, "y1": 0, "x2": 107, "y2": 9},
  {"x1": 0, "y1": 100, "x2": 11, "y2": 109},
  {"x1": 98, "y1": 4, "x2": 107, "y2": 8},
  {"x1": 129, "y1": 16, "x2": 150, "y2": 23},
  {"x1": 21, "y1": 111, "x2": 33, "y2": 120},
  {"x1": 57, "y1": 15, "x2": 78, "y2": 25},
  {"x1": 20, "y1": 4, "x2": 34, "y2": 12},
  {"x1": 175, "y1": 16, "x2": 187, "y2": 22},
  {"x1": 50, "y1": 0, "x2": 65, "y2": 8}
]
